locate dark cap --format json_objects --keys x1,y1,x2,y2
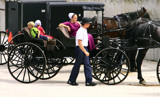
[{"x1": 81, "y1": 17, "x2": 92, "y2": 24}]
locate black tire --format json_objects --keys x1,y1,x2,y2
[
  {"x1": 93, "y1": 48, "x2": 130, "y2": 85},
  {"x1": 40, "y1": 39, "x2": 64, "y2": 80},
  {"x1": 40, "y1": 58, "x2": 62, "y2": 80},
  {"x1": 8, "y1": 42, "x2": 46, "y2": 83},
  {"x1": 8, "y1": 33, "x2": 25, "y2": 54},
  {"x1": 157, "y1": 59, "x2": 160, "y2": 83},
  {"x1": 0, "y1": 31, "x2": 8, "y2": 65}
]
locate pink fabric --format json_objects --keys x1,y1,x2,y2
[
  {"x1": 88, "y1": 34, "x2": 96, "y2": 51},
  {"x1": 37, "y1": 26, "x2": 53, "y2": 39},
  {"x1": 62, "y1": 21, "x2": 80, "y2": 37},
  {"x1": 62, "y1": 21, "x2": 96, "y2": 51}
]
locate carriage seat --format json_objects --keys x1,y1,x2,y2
[
  {"x1": 23, "y1": 27, "x2": 56, "y2": 51},
  {"x1": 57, "y1": 27, "x2": 75, "y2": 47},
  {"x1": 58, "y1": 26, "x2": 70, "y2": 38}
]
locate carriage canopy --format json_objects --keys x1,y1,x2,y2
[{"x1": 49, "y1": 2, "x2": 104, "y2": 37}]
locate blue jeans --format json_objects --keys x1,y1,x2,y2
[
  {"x1": 39, "y1": 35, "x2": 48, "y2": 40},
  {"x1": 68, "y1": 46, "x2": 92, "y2": 83}
]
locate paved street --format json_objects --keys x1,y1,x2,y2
[{"x1": 0, "y1": 60, "x2": 160, "y2": 97}]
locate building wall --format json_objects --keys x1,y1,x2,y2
[
  {"x1": 67, "y1": 0, "x2": 160, "y2": 20},
  {"x1": 0, "y1": 0, "x2": 5, "y2": 31}
]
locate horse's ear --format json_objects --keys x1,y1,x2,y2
[{"x1": 142, "y1": 7, "x2": 147, "y2": 12}]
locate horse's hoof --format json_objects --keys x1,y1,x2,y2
[{"x1": 139, "y1": 80, "x2": 146, "y2": 85}]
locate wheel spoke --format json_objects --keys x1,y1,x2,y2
[
  {"x1": 2, "y1": 33, "x2": 6, "y2": 44},
  {"x1": 23, "y1": 68, "x2": 27, "y2": 82},
  {"x1": 27, "y1": 68, "x2": 31, "y2": 82},
  {"x1": 120, "y1": 72, "x2": 126, "y2": 77},
  {"x1": 11, "y1": 66, "x2": 23, "y2": 73},
  {"x1": 121, "y1": 68, "x2": 128, "y2": 71},
  {"x1": 117, "y1": 74, "x2": 121, "y2": 81},
  {"x1": 102, "y1": 72, "x2": 108, "y2": 81},
  {"x1": 2, "y1": 53, "x2": 7, "y2": 62},
  {"x1": 28, "y1": 66, "x2": 35, "y2": 74},
  {"x1": 47, "y1": 69, "x2": 51, "y2": 77},
  {"x1": 16, "y1": 67, "x2": 24, "y2": 79},
  {"x1": 3, "y1": 50, "x2": 8, "y2": 55},
  {"x1": 50, "y1": 66, "x2": 55, "y2": 73},
  {"x1": 94, "y1": 68, "x2": 100, "y2": 74},
  {"x1": 10, "y1": 64, "x2": 22, "y2": 67},
  {"x1": 12, "y1": 50, "x2": 24, "y2": 61},
  {"x1": 111, "y1": 71, "x2": 115, "y2": 83}
]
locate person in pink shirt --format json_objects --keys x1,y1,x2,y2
[
  {"x1": 35, "y1": 20, "x2": 53, "y2": 40},
  {"x1": 59, "y1": 13, "x2": 96, "y2": 51}
]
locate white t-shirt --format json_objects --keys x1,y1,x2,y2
[{"x1": 76, "y1": 27, "x2": 88, "y2": 47}]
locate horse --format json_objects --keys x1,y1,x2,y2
[
  {"x1": 116, "y1": 7, "x2": 150, "y2": 25},
  {"x1": 125, "y1": 18, "x2": 160, "y2": 84}
]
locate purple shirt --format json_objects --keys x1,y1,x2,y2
[{"x1": 62, "y1": 21, "x2": 80, "y2": 37}]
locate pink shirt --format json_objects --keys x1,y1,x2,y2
[{"x1": 62, "y1": 21, "x2": 80, "y2": 37}]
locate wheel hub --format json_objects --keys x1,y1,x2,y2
[
  {"x1": 107, "y1": 63, "x2": 116, "y2": 70},
  {"x1": 0, "y1": 45, "x2": 6, "y2": 52},
  {"x1": 24, "y1": 60, "x2": 30, "y2": 68}
]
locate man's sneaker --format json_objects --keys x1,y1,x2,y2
[
  {"x1": 85, "y1": 82, "x2": 97, "y2": 86},
  {"x1": 67, "y1": 81, "x2": 79, "y2": 86}
]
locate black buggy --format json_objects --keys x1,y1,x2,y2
[{"x1": 2, "y1": 1, "x2": 130, "y2": 85}]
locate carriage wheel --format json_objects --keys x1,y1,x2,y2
[
  {"x1": 8, "y1": 33, "x2": 25, "y2": 54},
  {"x1": 0, "y1": 31, "x2": 8, "y2": 65},
  {"x1": 109, "y1": 41, "x2": 120, "y2": 48},
  {"x1": 93, "y1": 48, "x2": 130, "y2": 85},
  {"x1": 156, "y1": 59, "x2": 160, "y2": 83},
  {"x1": 40, "y1": 39, "x2": 64, "y2": 80},
  {"x1": 8, "y1": 42, "x2": 46, "y2": 83},
  {"x1": 40, "y1": 58, "x2": 62, "y2": 80}
]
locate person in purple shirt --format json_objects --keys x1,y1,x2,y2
[{"x1": 58, "y1": 13, "x2": 96, "y2": 51}]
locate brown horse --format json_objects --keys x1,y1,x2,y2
[
  {"x1": 102, "y1": 7, "x2": 150, "y2": 38},
  {"x1": 89, "y1": 7, "x2": 150, "y2": 40}
]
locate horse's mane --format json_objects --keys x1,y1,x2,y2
[
  {"x1": 115, "y1": 7, "x2": 150, "y2": 23},
  {"x1": 126, "y1": 18, "x2": 150, "y2": 28}
]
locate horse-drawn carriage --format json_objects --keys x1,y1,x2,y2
[
  {"x1": 0, "y1": 0, "x2": 160, "y2": 85},
  {"x1": 0, "y1": 1, "x2": 129, "y2": 85}
]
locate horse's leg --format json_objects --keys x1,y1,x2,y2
[
  {"x1": 126, "y1": 49, "x2": 137, "y2": 72},
  {"x1": 136, "y1": 49, "x2": 148, "y2": 84}
]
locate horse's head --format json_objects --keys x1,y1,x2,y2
[{"x1": 137, "y1": 7, "x2": 151, "y2": 19}]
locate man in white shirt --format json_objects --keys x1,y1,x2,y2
[{"x1": 67, "y1": 17, "x2": 97, "y2": 86}]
